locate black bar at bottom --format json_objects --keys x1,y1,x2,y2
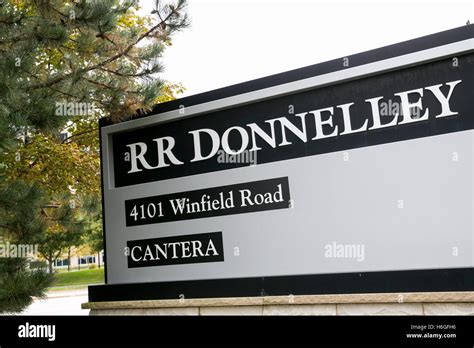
[{"x1": 1, "y1": 316, "x2": 474, "y2": 345}]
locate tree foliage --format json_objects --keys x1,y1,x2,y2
[
  {"x1": 3, "y1": 133, "x2": 100, "y2": 195},
  {"x1": 0, "y1": 0, "x2": 188, "y2": 313},
  {"x1": 36, "y1": 193, "x2": 86, "y2": 274}
]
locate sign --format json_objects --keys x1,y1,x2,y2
[{"x1": 91, "y1": 25, "x2": 474, "y2": 302}]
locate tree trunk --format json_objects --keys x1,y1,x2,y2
[
  {"x1": 97, "y1": 252, "x2": 101, "y2": 269},
  {"x1": 48, "y1": 259, "x2": 53, "y2": 274},
  {"x1": 67, "y1": 247, "x2": 71, "y2": 272}
]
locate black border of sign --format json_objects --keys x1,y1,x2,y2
[
  {"x1": 94, "y1": 24, "x2": 474, "y2": 302},
  {"x1": 89, "y1": 268, "x2": 474, "y2": 302},
  {"x1": 98, "y1": 122, "x2": 108, "y2": 284}
]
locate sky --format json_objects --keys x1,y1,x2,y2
[{"x1": 140, "y1": 0, "x2": 473, "y2": 97}]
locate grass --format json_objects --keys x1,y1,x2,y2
[{"x1": 51, "y1": 268, "x2": 105, "y2": 290}]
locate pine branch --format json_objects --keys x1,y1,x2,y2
[
  {"x1": 99, "y1": 67, "x2": 150, "y2": 77},
  {"x1": 0, "y1": 224, "x2": 13, "y2": 232},
  {"x1": 26, "y1": 11, "x2": 176, "y2": 91},
  {"x1": 83, "y1": 77, "x2": 140, "y2": 95},
  {"x1": 62, "y1": 127, "x2": 98, "y2": 144},
  {"x1": 43, "y1": 204, "x2": 61, "y2": 209}
]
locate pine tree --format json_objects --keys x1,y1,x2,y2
[
  {"x1": 0, "y1": 0, "x2": 188, "y2": 313},
  {"x1": 0, "y1": 180, "x2": 53, "y2": 313}
]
